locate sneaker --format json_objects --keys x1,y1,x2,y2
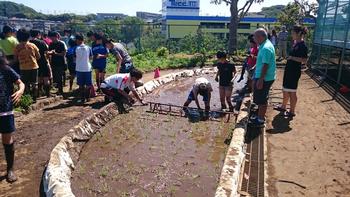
[
  {"x1": 6, "y1": 170, "x2": 17, "y2": 183},
  {"x1": 249, "y1": 117, "x2": 265, "y2": 127},
  {"x1": 273, "y1": 105, "x2": 287, "y2": 112},
  {"x1": 284, "y1": 111, "x2": 296, "y2": 118}
]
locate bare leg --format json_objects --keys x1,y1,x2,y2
[
  {"x1": 95, "y1": 70, "x2": 100, "y2": 90},
  {"x1": 289, "y1": 92, "x2": 298, "y2": 114},
  {"x1": 219, "y1": 87, "x2": 226, "y2": 109},
  {"x1": 258, "y1": 104, "x2": 268, "y2": 120},
  {"x1": 281, "y1": 91, "x2": 290, "y2": 109}
]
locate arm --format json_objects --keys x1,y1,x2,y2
[
  {"x1": 257, "y1": 63, "x2": 269, "y2": 90},
  {"x1": 12, "y1": 79, "x2": 25, "y2": 104},
  {"x1": 192, "y1": 89, "x2": 201, "y2": 109},
  {"x1": 215, "y1": 71, "x2": 219, "y2": 82},
  {"x1": 116, "y1": 53, "x2": 122, "y2": 73},
  {"x1": 131, "y1": 90, "x2": 146, "y2": 105}
]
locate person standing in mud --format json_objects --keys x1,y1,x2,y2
[
  {"x1": 215, "y1": 51, "x2": 236, "y2": 112},
  {"x1": 0, "y1": 54, "x2": 25, "y2": 183},
  {"x1": 101, "y1": 68, "x2": 146, "y2": 113},
  {"x1": 183, "y1": 77, "x2": 213, "y2": 114}
]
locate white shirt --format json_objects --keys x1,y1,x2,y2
[
  {"x1": 102, "y1": 73, "x2": 136, "y2": 91},
  {"x1": 75, "y1": 44, "x2": 92, "y2": 72}
]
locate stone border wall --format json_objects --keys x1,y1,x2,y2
[
  {"x1": 15, "y1": 96, "x2": 63, "y2": 117},
  {"x1": 215, "y1": 95, "x2": 250, "y2": 197},
  {"x1": 42, "y1": 68, "x2": 219, "y2": 197}
]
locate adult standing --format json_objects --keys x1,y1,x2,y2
[
  {"x1": 250, "y1": 28, "x2": 276, "y2": 127},
  {"x1": 274, "y1": 25, "x2": 308, "y2": 117},
  {"x1": 48, "y1": 32, "x2": 67, "y2": 95},
  {"x1": 30, "y1": 30, "x2": 52, "y2": 97},
  {"x1": 270, "y1": 29, "x2": 278, "y2": 48},
  {"x1": 105, "y1": 39, "x2": 133, "y2": 73},
  {"x1": 0, "y1": 26, "x2": 19, "y2": 74},
  {"x1": 278, "y1": 25, "x2": 289, "y2": 61}
]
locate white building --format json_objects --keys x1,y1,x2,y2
[{"x1": 162, "y1": 0, "x2": 200, "y2": 16}]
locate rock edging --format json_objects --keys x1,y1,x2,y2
[
  {"x1": 43, "y1": 68, "x2": 217, "y2": 197},
  {"x1": 215, "y1": 95, "x2": 250, "y2": 197}
]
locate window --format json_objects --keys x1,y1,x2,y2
[
  {"x1": 238, "y1": 23, "x2": 251, "y2": 29},
  {"x1": 200, "y1": 22, "x2": 225, "y2": 29}
]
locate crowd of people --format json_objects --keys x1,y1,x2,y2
[{"x1": 0, "y1": 23, "x2": 308, "y2": 183}]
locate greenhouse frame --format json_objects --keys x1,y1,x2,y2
[{"x1": 310, "y1": 0, "x2": 350, "y2": 88}]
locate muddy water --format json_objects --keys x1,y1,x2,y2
[{"x1": 72, "y1": 74, "x2": 236, "y2": 197}]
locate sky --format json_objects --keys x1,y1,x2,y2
[{"x1": 9, "y1": 0, "x2": 298, "y2": 16}]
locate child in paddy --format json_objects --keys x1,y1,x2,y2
[
  {"x1": 0, "y1": 54, "x2": 25, "y2": 183},
  {"x1": 183, "y1": 77, "x2": 213, "y2": 113},
  {"x1": 215, "y1": 51, "x2": 236, "y2": 111}
]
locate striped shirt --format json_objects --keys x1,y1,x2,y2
[{"x1": 278, "y1": 31, "x2": 289, "y2": 42}]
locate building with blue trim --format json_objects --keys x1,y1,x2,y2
[{"x1": 161, "y1": 0, "x2": 315, "y2": 39}]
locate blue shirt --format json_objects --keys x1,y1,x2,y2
[
  {"x1": 0, "y1": 67, "x2": 20, "y2": 113},
  {"x1": 92, "y1": 44, "x2": 108, "y2": 68},
  {"x1": 255, "y1": 39, "x2": 276, "y2": 81}
]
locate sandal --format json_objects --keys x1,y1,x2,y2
[
  {"x1": 273, "y1": 105, "x2": 286, "y2": 112},
  {"x1": 284, "y1": 111, "x2": 296, "y2": 118}
]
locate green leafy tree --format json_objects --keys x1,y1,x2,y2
[
  {"x1": 259, "y1": 5, "x2": 285, "y2": 17},
  {"x1": 211, "y1": 0, "x2": 264, "y2": 54},
  {"x1": 120, "y1": 17, "x2": 144, "y2": 44},
  {"x1": 278, "y1": 3, "x2": 304, "y2": 28}
]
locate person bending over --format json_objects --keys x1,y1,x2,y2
[
  {"x1": 183, "y1": 77, "x2": 213, "y2": 113},
  {"x1": 101, "y1": 68, "x2": 146, "y2": 113}
]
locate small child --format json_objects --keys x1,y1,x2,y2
[
  {"x1": 215, "y1": 51, "x2": 236, "y2": 111},
  {"x1": 154, "y1": 67, "x2": 161, "y2": 79},
  {"x1": 238, "y1": 36, "x2": 258, "y2": 92},
  {"x1": 0, "y1": 55, "x2": 25, "y2": 183},
  {"x1": 74, "y1": 34, "x2": 93, "y2": 102}
]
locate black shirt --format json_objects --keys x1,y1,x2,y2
[
  {"x1": 286, "y1": 41, "x2": 308, "y2": 70},
  {"x1": 49, "y1": 41, "x2": 67, "y2": 67},
  {"x1": 30, "y1": 39, "x2": 49, "y2": 67},
  {"x1": 216, "y1": 62, "x2": 236, "y2": 86},
  {"x1": 0, "y1": 67, "x2": 20, "y2": 113}
]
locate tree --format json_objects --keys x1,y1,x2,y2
[
  {"x1": 120, "y1": 17, "x2": 145, "y2": 44},
  {"x1": 293, "y1": 0, "x2": 319, "y2": 20},
  {"x1": 211, "y1": 0, "x2": 264, "y2": 54},
  {"x1": 278, "y1": 3, "x2": 304, "y2": 29},
  {"x1": 259, "y1": 5, "x2": 285, "y2": 17}
]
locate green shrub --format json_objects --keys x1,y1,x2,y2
[
  {"x1": 15, "y1": 94, "x2": 33, "y2": 112},
  {"x1": 156, "y1": 47, "x2": 169, "y2": 58}
]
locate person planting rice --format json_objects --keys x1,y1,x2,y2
[
  {"x1": 101, "y1": 68, "x2": 146, "y2": 113},
  {"x1": 183, "y1": 77, "x2": 213, "y2": 115}
]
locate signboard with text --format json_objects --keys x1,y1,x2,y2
[{"x1": 165, "y1": 0, "x2": 200, "y2": 8}]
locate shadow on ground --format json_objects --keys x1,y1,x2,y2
[{"x1": 266, "y1": 113, "x2": 293, "y2": 134}]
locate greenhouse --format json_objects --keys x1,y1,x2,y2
[{"x1": 310, "y1": 0, "x2": 350, "y2": 89}]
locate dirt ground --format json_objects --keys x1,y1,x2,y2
[
  {"x1": 71, "y1": 74, "x2": 235, "y2": 197},
  {"x1": 0, "y1": 70, "x2": 179, "y2": 197},
  {"x1": 266, "y1": 69, "x2": 350, "y2": 197}
]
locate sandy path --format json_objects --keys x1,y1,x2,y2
[{"x1": 266, "y1": 69, "x2": 350, "y2": 197}]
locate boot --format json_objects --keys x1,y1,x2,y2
[
  {"x1": 32, "y1": 84, "x2": 38, "y2": 102},
  {"x1": 4, "y1": 143, "x2": 17, "y2": 183},
  {"x1": 44, "y1": 85, "x2": 51, "y2": 98}
]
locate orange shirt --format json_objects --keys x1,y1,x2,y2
[{"x1": 14, "y1": 42, "x2": 40, "y2": 70}]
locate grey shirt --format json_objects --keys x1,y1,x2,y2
[{"x1": 111, "y1": 43, "x2": 132, "y2": 64}]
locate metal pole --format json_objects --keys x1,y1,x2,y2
[
  {"x1": 317, "y1": 0, "x2": 329, "y2": 70},
  {"x1": 336, "y1": 0, "x2": 350, "y2": 84}
]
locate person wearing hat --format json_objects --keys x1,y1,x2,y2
[
  {"x1": 278, "y1": 25, "x2": 289, "y2": 60},
  {"x1": 183, "y1": 77, "x2": 213, "y2": 113}
]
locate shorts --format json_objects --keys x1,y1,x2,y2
[
  {"x1": 187, "y1": 90, "x2": 209, "y2": 102},
  {"x1": 92, "y1": 63, "x2": 107, "y2": 73},
  {"x1": 21, "y1": 69, "x2": 38, "y2": 84},
  {"x1": 253, "y1": 79, "x2": 274, "y2": 105},
  {"x1": 38, "y1": 64, "x2": 51, "y2": 78},
  {"x1": 283, "y1": 67, "x2": 301, "y2": 92},
  {"x1": 68, "y1": 63, "x2": 76, "y2": 76},
  {"x1": 52, "y1": 65, "x2": 65, "y2": 84},
  {"x1": 120, "y1": 62, "x2": 134, "y2": 74},
  {"x1": 76, "y1": 71, "x2": 92, "y2": 86},
  {"x1": 0, "y1": 115, "x2": 15, "y2": 134}
]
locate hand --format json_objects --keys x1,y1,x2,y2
[
  {"x1": 12, "y1": 90, "x2": 24, "y2": 105},
  {"x1": 96, "y1": 54, "x2": 102, "y2": 59},
  {"x1": 256, "y1": 78, "x2": 264, "y2": 90}
]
